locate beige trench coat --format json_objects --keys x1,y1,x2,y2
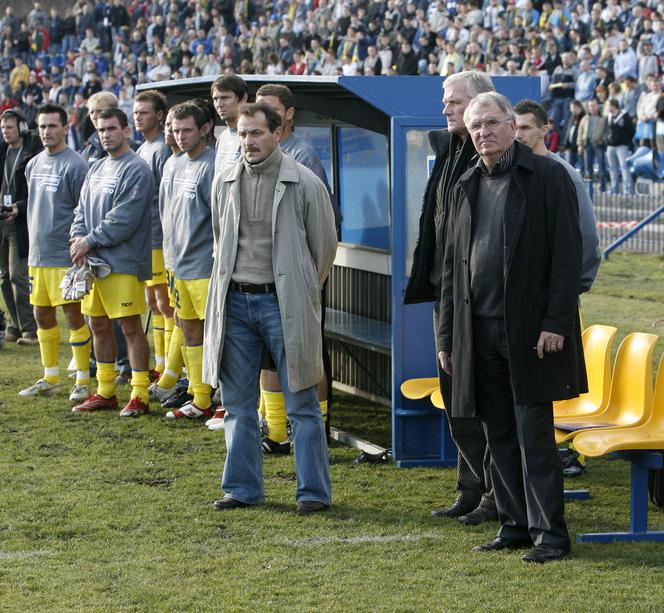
[{"x1": 202, "y1": 152, "x2": 338, "y2": 392}]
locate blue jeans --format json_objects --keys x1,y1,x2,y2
[
  {"x1": 607, "y1": 145, "x2": 634, "y2": 195},
  {"x1": 550, "y1": 97, "x2": 571, "y2": 133},
  {"x1": 219, "y1": 290, "x2": 331, "y2": 505},
  {"x1": 583, "y1": 143, "x2": 607, "y2": 191}
]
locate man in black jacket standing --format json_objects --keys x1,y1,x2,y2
[
  {"x1": 405, "y1": 71, "x2": 496, "y2": 525},
  {"x1": 0, "y1": 109, "x2": 41, "y2": 344},
  {"x1": 439, "y1": 92, "x2": 587, "y2": 563}
]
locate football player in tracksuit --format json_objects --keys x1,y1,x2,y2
[
  {"x1": 20, "y1": 103, "x2": 91, "y2": 403},
  {"x1": 149, "y1": 107, "x2": 187, "y2": 408},
  {"x1": 163, "y1": 102, "x2": 216, "y2": 420},
  {"x1": 134, "y1": 89, "x2": 173, "y2": 379},
  {"x1": 69, "y1": 108, "x2": 154, "y2": 417}
]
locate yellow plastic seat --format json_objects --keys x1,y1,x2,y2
[
  {"x1": 574, "y1": 352, "x2": 664, "y2": 457},
  {"x1": 430, "y1": 388, "x2": 445, "y2": 410},
  {"x1": 553, "y1": 324, "x2": 618, "y2": 419},
  {"x1": 554, "y1": 332, "x2": 658, "y2": 444},
  {"x1": 400, "y1": 377, "x2": 439, "y2": 400}
]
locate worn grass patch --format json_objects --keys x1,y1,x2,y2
[{"x1": 1, "y1": 252, "x2": 664, "y2": 611}]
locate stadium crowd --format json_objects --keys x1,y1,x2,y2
[{"x1": 0, "y1": 0, "x2": 663, "y2": 157}]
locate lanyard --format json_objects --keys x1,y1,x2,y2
[{"x1": 3, "y1": 146, "x2": 23, "y2": 194}]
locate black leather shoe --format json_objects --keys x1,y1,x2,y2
[
  {"x1": 473, "y1": 537, "x2": 533, "y2": 552},
  {"x1": 458, "y1": 506, "x2": 499, "y2": 525},
  {"x1": 297, "y1": 501, "x2": 329, "y2": 515},
  {"x1": 161, "y1": 389, "x2": 194, "y2": 409},
  {"x1": 522, "y1": 544, "x2": 570, "y2": 563},
  {"x1": 213, "y1": 498, "x2": 251, "y2": 510},
  {"x1": 431, "y1": 499, "x2": 478, "y2": 518},
  {"x1": 262, "y1": 437, "x2": 291, "y2": 455}
]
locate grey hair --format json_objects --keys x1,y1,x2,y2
[
  {"x1": 443, "y1": 70, "x2": 495, "y2": 97},
  {"x1": 464, "y1": 92, "x2": 515, "y2": 124}
]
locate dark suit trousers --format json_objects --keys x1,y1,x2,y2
[
  {"x1": 472, "y1": 316, "x2": 570, "y2": 548},
  {"x1": 434, "y1": 302, "x2": 494, "y2": 509}
]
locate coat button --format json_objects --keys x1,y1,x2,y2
[
  {"x1": 464, "y1": 298, "x2": 469, "y2": 305},
  {"x1": 463, "y1": 259, "x2": 468, "y2": 265}
]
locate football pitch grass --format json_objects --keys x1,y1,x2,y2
[{"x1": 1, "y1": 252, "x2": 664, "y2": 611}]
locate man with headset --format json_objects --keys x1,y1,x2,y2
[{"x1": 0, "y1": 108, "x2": 41, "y2": 345}]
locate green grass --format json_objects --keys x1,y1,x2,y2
[{"x1": 1, "y1": 252, "x2": 664, "y2": 611}]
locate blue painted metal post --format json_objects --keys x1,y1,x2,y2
[
  {"x1": 602, "y1": 204, "x2": 664, "y2": 259},
  {"x1": 630, "y1": 460, "x2": 649, "y2": 533},
  {"x1": 576, "y1": 451, "x2": 664, "y2": 543}
]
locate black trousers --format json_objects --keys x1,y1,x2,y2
[
  {"x1": 472, "y1": 316, "x2": 570, "y2": 548},
  {"x1": 434, "y1": 302, "x2": 494, "y2": 509}
]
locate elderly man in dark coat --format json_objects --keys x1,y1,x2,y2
[{"x1": 438, "y1": 92, "x2": 588, "y2": 563}]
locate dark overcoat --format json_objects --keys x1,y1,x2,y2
[{"x1": 438, "y1": 140, "x2": 588, "y2": 417}]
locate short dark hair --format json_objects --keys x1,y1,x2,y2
[
  {"x1": 99, "y1": 107, "x2": 128, "y2": 128},
  {"x1": 239, "y1": 102, "x2": 282, "y2": 133},
  {"x1": 608, "y1": 98, "x2": 621, "y2": 109},
  {"x1": 211, "y1": 74, "x2": 249, "y2": 100},
  {"x1": 171, "y1": 102, "x2": 208, "y2": 129},
  {"x1": 134, "y1": 89, "x2": 167, "y2": 114},
  {"x1": 513, "y1": 99, "x2": 548, "y2": 127},
  {"x1": 191, "y1": 97, "x2": 215, "y2": 125},
  {"x1": 255, "y1": 83, "x2": 295, "y2": 110},
  {"x1": 37, "y1": 103, "x2": 68, "y2": 126}
]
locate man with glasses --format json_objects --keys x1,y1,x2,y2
[{"x1": 438, "y1": 92, "x2": 587, "y2": 563}]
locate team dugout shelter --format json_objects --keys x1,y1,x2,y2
[{"x1": 140, "y1": 75, "x2": 540, "y2": 467}]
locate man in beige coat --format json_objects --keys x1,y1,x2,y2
[{"x1": 203, "y1": 102, "x2": 337, "y2": 514}]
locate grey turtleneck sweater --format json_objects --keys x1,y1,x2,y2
[{"x1": 232, "y1": 146, "x2": 283, "y2": 284}]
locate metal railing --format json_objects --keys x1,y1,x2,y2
[{"x1": 591, "y1": 180, "x2": 664, "y2": 258}]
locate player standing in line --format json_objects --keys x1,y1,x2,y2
[
  {"x1": 211, "y1": 75, "x2": 248, "y2": 175},
  {"x1": 134, "y1": 90, "x2": 173, "y2": 378},
  {"x1": 70, "y1": 108, "x2": 154, "y2": 417},
  {"x1": 164, "y1": 102, "x2": 216, "y2": 419},
  {"x1": 19, "y1": 103, "x2": 91, "y2": 402},
  {"x1": 149, "y1": 109, "x2": 188, "y2": 407}
]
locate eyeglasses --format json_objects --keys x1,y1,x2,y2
[{"x1": 467, "y1": 117, "x2": 512, "y2": 133}]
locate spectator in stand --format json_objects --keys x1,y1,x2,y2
[
  {"x1": 578, "y1": 98, "x2": 609, "y2": 191},
  {"x1": 607, "y1": 98, "x2": 635, "y2": 195},
  {"x1": 549, "y1": 52, "x2": 578, "y2": 132},
  {"x1": 397, "y1": 40, "x2": 419, "y2": 75},
  {"x1": 638, "y1": 39, "x2": 660, "y2": 85},
  {"x1": 635, "y1": 74, "x2": 661, "y2": 147},
  {"x1": 614, "y1": 39, "x2": 638, "y2": 81},
  {"x1": 576, "y1": 60, "x2": 597, "y2": 103},
  {"x1": 561, "y1": 99, "x2": 585, "y2": 172},
  {"x1": 545, "y1": 116, "x2": 560, "y2": 153}
]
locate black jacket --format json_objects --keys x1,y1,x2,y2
[
  {"x1": 0, "y1": 132, "x2": 43, "y2": 259},
  {"x1": 607, "y1": 110, "x2": 635, "y2": 147},
  {"x1": 404, "y1": 129, "x2": 477, "y2": 304},
  {"x1": 439, "y1": 141, "x2": 588, "y2": 416}
]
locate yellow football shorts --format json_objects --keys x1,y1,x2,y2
[
  {"x1": 166, "y1": 269, "x2": 176, "y2": 308},
  {"x1": 145, "y1": 248, "x2": 167, "y2": 287},
  {"x1": 82, "y1": 273, "x2": 147, "y2": 319},
  {"x1": 173, "y1": 277, "x2": 210, "y2": 320},
  {"x1": 29, "y1": 266, "x2": 79, "y2": 307}
]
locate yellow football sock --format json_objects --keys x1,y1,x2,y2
[
  {"x1": 96, "y1": 361, "x2": 116, "y2": 399},
  {"x1": 158, "y1": 324, "x2": 184, "y2": 389},
  {"x1": 258, "y1": 388, "x2": 266, "y2": 417},
  {"x1": 320, "y1": 399, "x2": 328, "y2": 426},
  {"x1": 152, "y1": 314, "x2": 165, "y2": 372},
  {"x1": 163, "y1": 316, "x2": 174, "y2": 359},
  {"x1": 38, "y1": 326, "x2": 60, "y2": 384},
  {"x1": 130, "y1": 370, "x2": 150, "y2": 403},
  {"x1": 69, "y1": 323, "x2": 91, "y2": 385},
  {"x1": 185, "y1": 344, "x2": 211, "y2": 408},
  {"x1": 264, "y1": 390, "x2": 288, "y2": 443}
]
